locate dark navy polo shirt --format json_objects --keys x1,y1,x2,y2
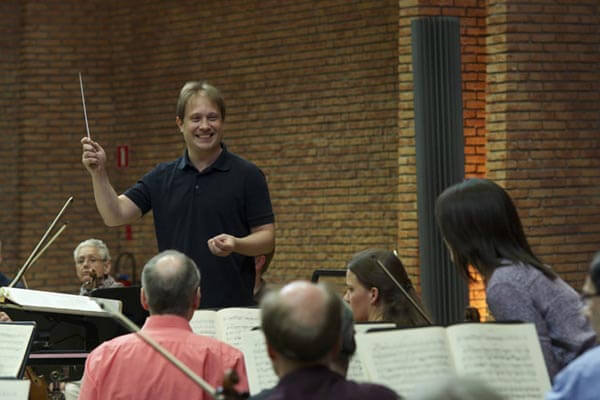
[{"x1": 124, "y1": 144, "x2": 274, "y2": 308}]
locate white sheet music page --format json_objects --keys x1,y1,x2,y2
[
  {"x1": 349, "y1": 321, "x2": 396, "y2": 382},
  {"x1": 447, "y1": 323, "x2": 551, "y2": 400},
  {"x1": 0, "y1": 324, "x2": 35, "y2": 378},
  {"x1": 216, "y1": 308, "x2": 261, "y2": 350},
  {"x1": 0, "y1": 287, "x2": 106, "y2": 315},
  {"x1": 355, "y1": 327, "x2": 454, "y2": 398},
  {"x1": 240, "y1": 330, "x2": 278, "y2": 395},
  {"x1": 0, "y1": 380, "x2": 30, "y2": 400},
  {"x1": 189, "y1": 310, "x2": 218, "y2": 338}
]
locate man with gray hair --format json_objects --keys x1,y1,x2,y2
[
  {"x1": 79, "y1": 250, "x2": 249, "y2": 400},
  {"x1": 254, "y1": 280, "x2": 399, "y2": 400},
  {"x1": 73, "y1": 238, "x2": 123, "y2": 295}
]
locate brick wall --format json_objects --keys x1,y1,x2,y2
[
  {"x1": 3, "y1": 0, "x2": 598, "y2": 313},
  {"x1": 5, "y1": 0, "x2": 402, "y2": 293},
  {"x1": 8, "y1": 1, "x2": 117, "y2": 291},
  {"x1": 0, "y1": 1, "x2": 22, "y2": 280},
  {"x1": 487, "y1": 0, "x2": 600, "y2": 294}
]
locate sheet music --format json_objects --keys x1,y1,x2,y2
[
  {"x1": 240, "y1": 330, "x2": 278, "y2": 395},
  {"x1": 216, "y1": 308, "x2": 261, "y2": 350},
  {"x1": 447, "y1": 323, "x2": 551, "y2": 400},
  {"x1": 189, "y1": 310, "x2": 218, "y2": 337},
  {"x1": 346, "y1": 354, "x2": 369, "y2": 382},
  {"x1": 345, "y1": 322, "x2": 395, "y2": 382},
  {"x1": 356, "y1": 327, "x2": 453, "y2": 398},
  {"x1": 0, "y1": 287, "x2": 115, "y2": 316},
  {"x1": 0, "y1": 324, "x2": 35, "y2": 378},
  {"x1": 0, "y1": 380, "x2": 30, "y2": 400}
]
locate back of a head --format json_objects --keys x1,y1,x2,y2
[
  {"x1": 347, "y1": 248, "x2": 426, "y2": 327},
  {"x1": 332, "y1": 303, "x2": 357, "y2": 375},
  {"x1": 435, "y1": 178, "x2": 552, "y2": 279},
  {"x1": 141, "y1": 250, "x2": 200, "y2": 316},
  {"x1": 413, "y1": 376, "x2": 505, "y2": 400},
  {"x1": 261, "y1": 281, "x2": 342, "y2": 363}
]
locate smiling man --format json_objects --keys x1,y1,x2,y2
[{"x1": 81, "y1": 81, "x2": 275, "y2": 308}]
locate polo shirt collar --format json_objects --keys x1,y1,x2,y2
[
  {"x1": 142, "y1": 314, "x2": 192, "y2": 332},
  {"x1": 177, "y1": 143, "x2": 232, "y2": 172}
]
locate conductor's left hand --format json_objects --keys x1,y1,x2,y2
[{"x1": 208, "y1": 234, "x2": 236, "y2": 257}]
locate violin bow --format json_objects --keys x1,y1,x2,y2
[
  {"x1": 8, "y1": 196, "x2": 73, "y2": 288},
  {"x1": 372, "y1": 253, "x2": 434, "y2": 325}
]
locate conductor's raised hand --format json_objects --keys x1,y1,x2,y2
[
  {"x1": 81, "y1": 137, "x2": 107, "y2": 174},
  {"x1": 208, "y1": 234, "x2": 236, "y2": 257}
]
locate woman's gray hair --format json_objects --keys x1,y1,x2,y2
[{"x1": 73, "y1": 238, "x2": 110, "y2": 262}]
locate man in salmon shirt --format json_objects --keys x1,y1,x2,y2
[{"x1": 79, "y1": 249, "x2": 249, "y2": 399}]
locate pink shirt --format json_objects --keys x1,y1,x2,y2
[{"x1": 79, "y1": 314, "x2": 249, "y2": 400}]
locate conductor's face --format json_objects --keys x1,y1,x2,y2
[
  {"x1": 75, "y1": 246, "x2": 110, "y2": 285},
  {"x1": 177, "y1": 93, "x2": 223, "y2": 157}
]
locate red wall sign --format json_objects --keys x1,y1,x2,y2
[{"x1": 117, "y1": 145, "x2": 129, "y2": 168}]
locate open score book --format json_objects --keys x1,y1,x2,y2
[
  {"x1": 354, "y1": 322, "x2": 551, "y2": 400},
  {"x1": 189, "y1": 308, "x2": 550, "y2": 400}
]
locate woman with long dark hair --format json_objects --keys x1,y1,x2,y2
[
  {"x1": 344, "y1": 248, "x2": 430, "y2": 327},
  {"x1": 435, "y1": 178, "x2": 595, "y2": 378}
]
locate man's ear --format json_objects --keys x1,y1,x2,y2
[
  {"x1": 176, "y1": 116, "x2": 184, "y2": 132},
  {"x1": 254, "y1": 255, "x2": 266, "y2": 274},
  {"x1": 328, "y1": 335, "x2": 342, "y2": 361},
  {"x1": 140, "y1": 287, "x2": 149, "y2": 311},
  {"x1": 103, "y1": 260, "x2": 112, "y2": 276},
  {"x1": 369, "y1": 286, "x2": 379, "y2": 306},
  {"x1": 266, "y1": 341, "x2": 277, "y2": 362},
  {"x1": 193, "y1": 287, "x2": 201, "y2": 309}
]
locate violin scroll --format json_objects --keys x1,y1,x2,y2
[
  {"x1": 216, "y1": 369, "x2": 249, "y2": 400},
  {"x1": 82, "y1": 269, "x2": 98, "y2": 292}
]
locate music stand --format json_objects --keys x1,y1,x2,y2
[
  {"x1": 310, "y1": 269, "x2": 346, "y2": 283},
  {"x1": 90, "y1": 286, "x2": 148, "y2": 327},
  {"x1": 310, "y1": 269, "x2": 347, "y2": 297}
]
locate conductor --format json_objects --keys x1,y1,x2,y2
[{"x1": 81, "y1": 81, "x2": 275, "y2": 308}]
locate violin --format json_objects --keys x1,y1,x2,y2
[
  {"x1": 25, "y1": 366, "x2": 50, "y2": 400},
  {"x1": 216, "y1": 369, "x2": 249, "y2": 400},
  {"x1": 82, "y1": 269, "x2": 99, "y2": 292}
]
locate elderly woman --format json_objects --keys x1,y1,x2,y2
[{"x1": 343, "y1": 248, "x2": 430, "y2": 327}]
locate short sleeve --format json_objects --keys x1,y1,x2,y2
[
  {"x1": 123, "y1": 173, "x2": 154, "y2": 215},
  {"x1": 244, "y1": 167, "x2": 274, "y2": 228}
]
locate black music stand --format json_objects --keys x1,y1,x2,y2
[
  {"x1": 91, "y1": 286, "x2": 149, "y2": 327},
  {"x1": 310, "y1": 269, "x2": 346, "y2": 283}
]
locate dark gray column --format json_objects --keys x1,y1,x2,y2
[{"x1": 411, "y1": 16, "x2": 468, "y2": 326}]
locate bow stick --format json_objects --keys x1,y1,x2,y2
[
  {"x1": 372, "y1": 254, "x2": 433, "y2": 325},
  {"x1": 8, "y1": 197, "x2": 73, "y2": 288}
]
